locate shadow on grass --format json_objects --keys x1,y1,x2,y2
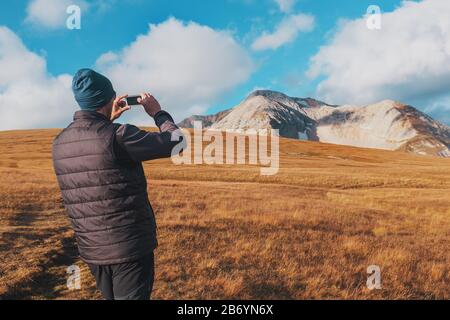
[{"x1": 1, "y1": 235, "x2": 78, "y2": 300}]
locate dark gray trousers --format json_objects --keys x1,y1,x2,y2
[{"x1": 88, "y1": 252, "x2": 155, "y2": 300}]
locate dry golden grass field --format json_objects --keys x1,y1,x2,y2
[{"x1": 0, "y1": 128, "x2": 449, "y2": 300}]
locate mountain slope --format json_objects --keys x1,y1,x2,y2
[
  {"x1": 177, "y1": 109, "x2": 232, "y2": 129},
  {"x1": 179, "y1": 90, "x2": 450, "y2": 157}
]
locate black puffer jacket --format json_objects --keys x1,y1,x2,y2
[{"x1": 52, "y1": 110, "x2": 181, "y2": 265}]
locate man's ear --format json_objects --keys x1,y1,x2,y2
[{"x1": 106, "y1": 98, "x2": 114, "y2": 112}]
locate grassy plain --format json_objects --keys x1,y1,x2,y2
[{"x1": 0, "y1": 128, "x2": 449, "y2": 299}]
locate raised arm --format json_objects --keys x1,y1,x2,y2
[{"x1": 115, "y1": 93, "x2": 184, "y2": 162}]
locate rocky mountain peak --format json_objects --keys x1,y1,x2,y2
[
  {"x1": 246, "y1": 90, "x2": 290, "y2": 101},
  {"x1": 178, "y1": 91, "x2": 450, "y2": 157}
]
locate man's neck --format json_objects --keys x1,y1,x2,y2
[{"x1": 96, "y1": 109, "x2": 111, "y2": 121}]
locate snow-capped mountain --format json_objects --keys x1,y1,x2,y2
[{"x1": 178, "y1": 90, "x2": 450, "y2": 157}]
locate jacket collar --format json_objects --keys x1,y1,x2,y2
[{"x1": 74, "y1": 110, "x2": 110, "y2": 122}]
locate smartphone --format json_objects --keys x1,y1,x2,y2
[{"x1": 126, "y1": 95, "x2": 142, "y2": 106}]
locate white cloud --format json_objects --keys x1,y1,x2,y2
[
  {"x1": 96, "y1": 17, "x2": 254, "y2": 123},
  {"x1": 0, "y1": 17, "x2": 254, "y2": 130},
  {"x1": 25, "y1": 0, "x2": 87, "y2": 29},
  {"x1": 251, "y1": 14, "x2": 315, "y2": 51},
  {"x1": 275, "y1": 0, "x2": 297, "y2": 13},
  {"x1": 308, "y1": 0, "x2": 450, "y2": 124},
  {"x1": 0, "y1": 27, "x2": 74, "y2": 130}
]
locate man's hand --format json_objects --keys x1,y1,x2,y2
[
  {"x1": 138, "y1": 93, "x2": 162, "y2": 118},
  {"x1": 111, "y1": 94, "x2": 131, "y2": 121}
]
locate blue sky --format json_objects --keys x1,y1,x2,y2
[{"x1": 1, "y1": 0, "x2": 450, "y2": 129}]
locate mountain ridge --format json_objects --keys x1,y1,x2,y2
[{"x1": 178, "y1": 90, "x2": 450, "y2": 157}]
